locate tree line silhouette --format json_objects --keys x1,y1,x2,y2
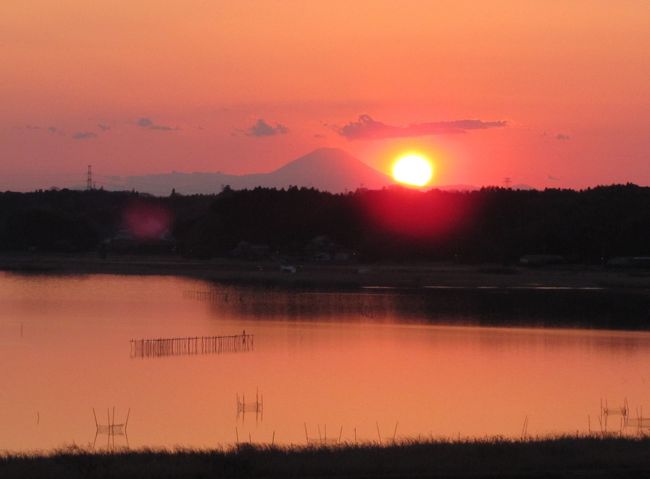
[{"x1": 0, "y1": 184, "x2": 648, "y2": 264}]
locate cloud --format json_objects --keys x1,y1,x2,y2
[
  {"x1": 245, "y1": 119, "x2": 288, "y2": 137},
  {"x1": 48, "y1": 126, "x2": 67, "y2": 136},
  {"x1": 17, "y1": 124, "x2": 68, "y2": 135},
  {"x1": 137, "y1": 117, "x2": 178, "y2": 131},
  {"x1": 72, "y1": 131, "x2": 97, "y2": 140},
  {"x1": 137, "y1": 118, "x2": 155, "y2": 128},
  {"x1": 556, "y1": 133, "x2": 570, "y2": 141},
  {"x1": 338, "y1": 115, "x2": 507, "y2": 140},
  {"x1": 98, "y1": 123, "x2": 111, "y2": 131}
]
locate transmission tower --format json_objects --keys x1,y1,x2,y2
[{"x1": 86, "y1": 165, "x2": 93, "y2": 190}]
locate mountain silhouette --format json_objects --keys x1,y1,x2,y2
[
  {"x1": 262, "y1": 148, "x2": 393, "y2": 191},
  {"x1": 106, "y1": 148, "x2": 393, "y2": 195}
]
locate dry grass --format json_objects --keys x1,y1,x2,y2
[{"x1": 3, "y1": 435, "x2": 650, "y2": 478}]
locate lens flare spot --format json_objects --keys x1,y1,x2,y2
[
  {"x1": 123, "y1": 203, "x2": 171, "y2": 240},
  {"x1": 392, "y1": 154, "x2": 434, "y2": 187}
]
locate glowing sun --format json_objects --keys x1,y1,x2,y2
[{"x1": 392, "y1": 153, "x2": 434, "y2": 187}]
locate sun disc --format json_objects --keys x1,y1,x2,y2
[{"x1": 392, "y1": 154, "x2": 434, "y2": 187}]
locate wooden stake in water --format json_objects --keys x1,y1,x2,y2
[{"x1": 521, "y1": 416, "x2": 529, "y2": 439}]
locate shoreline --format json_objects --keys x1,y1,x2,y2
[
  {"x1": 2, "y1": 253, "x2": 648, "y2": 331},
  {"x1": 3, "y1": 436, "x2": 650, "y2": 478},
  {"x1": 1, "y1": 252, "x2": 649, "y2": 291}
]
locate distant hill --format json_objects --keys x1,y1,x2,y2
[
  {"x1": 435, "y1": 184, "x2": 479, "y2": 192},
  {"x1": 104, "y1": 148, "x2": 394, "y2": 196},
  {"x1": 434, "y1": 184, "x2": 537, "y2": 192}
]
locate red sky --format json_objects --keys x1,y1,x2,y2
[{"x1": 1, "y1": 1, "x2": 649, "y2": 191}]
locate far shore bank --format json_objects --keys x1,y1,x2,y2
[
  {"x1": 3, "y1": 436, "x2": 650, "y2": 478},
  {"x1": 1, "y1": 252, "x2": 649, "y2": 290}
]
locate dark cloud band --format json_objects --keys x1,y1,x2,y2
[
  {"x1": 72, "y1": 131, "x2": 97, "y2": 140},
  {"x1": 137, "y1": 117, "x2": 177, "y2": 131},
  {"x1": 339, "y1": 115, "x2": 506, "y2": 140}
]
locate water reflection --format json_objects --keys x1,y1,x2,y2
[
  {"x1": 1, "y1": 272, "x2": 650, "y2": 452},
  {"x1": 236, "y1": 390, "x2": 264, "y2": 424},
  {"x1": 92, "y1": 407, "x2": 130, "y2": 450},
  {"x1": 188, "y1": 285, "x2": 650, "y2": 330}
]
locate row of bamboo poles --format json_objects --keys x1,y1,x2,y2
[
  {"x1": 130, "y1": 332, "x2": 254, "y2": 358},
  {"x1": 598, "y1": 398, "x2": 650, "y2": 435},
  {"x1": 184, "y1": 290, "x2": 227, "y2": 301},
  {"x1": 586, "y1": 398, "x2": 650, "y2": 436}
]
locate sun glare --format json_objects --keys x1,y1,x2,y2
[{"x1": 392, "y1": 153, "x2": 434, "y2": 187}]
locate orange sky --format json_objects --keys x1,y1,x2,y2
[{"x1": 1, "y1": 0, "x2": 649, "y2": 190}]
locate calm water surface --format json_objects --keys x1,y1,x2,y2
[{"x1": 1, "y1": 272, "x2": 649, "y2": 452}]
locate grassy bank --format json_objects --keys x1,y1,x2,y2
[{"x1": 3, "y1": 437, "x2": 650, "y2": 478}]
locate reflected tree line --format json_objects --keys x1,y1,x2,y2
[
  {"x1": 194, "y1": 286, "x2": 649, "y2": 329},
  {"x1": 0, "y1": 184, "x2": 648, "y2": 263}
]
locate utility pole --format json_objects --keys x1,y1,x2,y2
[{"x1": 86, "y1": 165, "x2": 93, "y2": 190}]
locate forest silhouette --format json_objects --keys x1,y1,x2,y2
[{"x1": 0, "y1": 184, "x2": 648, "y2": 264}]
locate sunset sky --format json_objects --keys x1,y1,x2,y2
[{"x1": 2, "y1": 0, "x2": 649, "y2": 191}]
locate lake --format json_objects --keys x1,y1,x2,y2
[{"x1": 1, "y1": 272, "x2": 649, "y2": 452}]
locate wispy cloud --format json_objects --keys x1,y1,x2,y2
[
  {"x1": 72, "y1": 131, "x2": 97, "y2": 140},
  {"x1": 338, "y1": 115, "x2": 507, "y2": 140},
  {"x1": 556, "y1": 133, "x2": 570, "y2": 141},
  {"x1": 19, "y1": 124, "x2": 65, "y2": 135},
  {"x1": 245, "y1": 118, "x2": 288, "y2": 137},
  {"x1": 49, "y1": 126, "x2": 68, "y2": 136},
  {"x1": 137, "y1": 117, "x2": 178, "y2": 131},
  {"x1": 98, "y1": 123, "x2": 111, "y2": 131}
]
